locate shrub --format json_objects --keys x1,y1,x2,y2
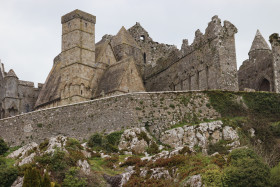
[
  {"x1": 0, "y1": 138, "x2": 9, "y2": 155},
  {"x1": 39, "y1": 139, "x2": 49, "y2": 151},
  {"x1": 105, "y1": 131, "x2": 123, "y2": 146},
  {"x1": 120, "y1": 157, "x2": 142, "y2": 167},
  {"x1": 223, "y1": 148, "x2": 270, "y2": 187},
  {"x1": 210, "y1": 154, "x2": 226, "y2": 168},
  {"x1": 137, "y1": 131, "x2": 150, "y2": 143},
  {"x1": 0, "y1": 158, "x2": 18, "y2": 187},
  {"x1": 63, "y1": 167, "x2": 87, "y2": 187},
  {"x1": 35, "y1": 149, "x2": 67, "y2": 172},
  {"x1": 23, "y1": 167, "x2": 42, "y2": 187},
  {"x1": 66, "y1": 138, "x2": 82, "y2": 150},
  {"x1": 87, "y1": 131, "x2": 123, "y2": 153},
  {"x1": 146, "y1": 142, "x2": 159, "y2": 155},
  {"x1": 179, "y1": 146, "x2": 192, "y2": 155},
  {"x1": 202, "y1": 169, "x2": 223, "y2": 187},
  {"x1": 41, "y1": 172, "x2": 51, "y2": 187},
  {"x1": 208, "y1": 140, "x2": 230, "y2": 155},
  {"x1": 87, "y1": 133, "x2": 103, "y2": 148},
  {"x1": 228, "y1": 148, "x2": 259, "y2": 163},
  {"x1": 270, "y1": 162, "x2": 280, "y2": 187},
  {"x1": 152, "y1": 155, "x2": 185, "y2": 168},
  {"x1": 104, "y1": 154, "x2": 119, "y2": 168},
  {"x1": 271, "y1": 121, "x2": 280, "y2": 137}
]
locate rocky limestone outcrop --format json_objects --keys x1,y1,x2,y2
[
  {"x1": 183, "y1": 174, "x2": 202, "y2": 187},
  {"x1": 118, "y1": 127, "x2": 155, "y2": 154},
  {"x1": 160, "y1": 120, "x2": 240, "y2": 154}
]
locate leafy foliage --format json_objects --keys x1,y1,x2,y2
[
  {"x1": 223, "y1": 148, "x2": 270, "y2": 187},
  {"x1": 23, "y1": 167, "x2": 42, "y2": 187},
  {"x1": 146, "y1": 142, "x2": 159, "y2": 155},
  {"x1": 205, "y1": 91, "x2": 246, "y2": 117},
  {"x1": 270, "y1": 162, "x2": 280, "y2": 187},
  {"x1": 87, "y1": 131, "x2": 123, "y2": 153},
  {"x1": 202, "y1": 168, "x2": 223, "y2": 187},
  {"x1": 62, "y1": 167, "x2": 87, "y2": 187},
  {"x1": 208, "y1": 140, "x2": 230, "y2": 155},
  {"x1": 0, "y1": 157, "x2": 18, "y2": 187},
  {"x1": 0, "y1": 138, "x2": 9, "y2": 155}
]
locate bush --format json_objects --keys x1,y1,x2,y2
[
  {"x1": 0, "y1": 158, "x2": 18, "y2": 187},
  {"x1": 39, "y1": 139, "x2": 49, "y2": 151},
  {"x1": 202, "y1": 169, "x2": 223, "y2": 187},
  {"x1": 41, "y1": 172, "x2": 51, "y2": 187},
  {"x1": 23, "y1": 167, "x2": 42, "y2": 187},
  {"x1": 66, "y1": 138, "x2": 83, "y2": 150},
  {"x1": 208, "y1": 140, "x2": 230, "y2": 155},
  {"x1": 87, "y1": 131, "x2": 123, "y2": 153},
  {"x1": 63, "y1": 167, "x2": 87, "y2": 187},
  {"x1": 270, "y1": 162, "x2": 280, "y2": 187},
  {"x1": 223, "y1": 148, "x2": 270, "y2": 187},
  {"x1": 152, "y1": 155, "x2": 185, "y2": 168},
  {"x1": 210, "y1": 154, "x2": 226, "y2": 168},
  {"x1": 105, "y1": 131, "x2": 123, "y2": 146},
  {"x1": 0, "y1": 138, "x2": 9, "y2": 155},
  {"x1": 271, "y1": 121, "x2": 280, "y2": 137},
  {"x1": 228, "y1": 148, "x2": 259, "y2": 163},
  {"x1": 146, "y1": 142, "x2": 159, "y2": 155},
  {"x1": 120, "y1": 157, "x2": 142, "y2": 167},
  {"x1": 35, "y1": 149, "x2": 67, "y2": 172},
  {"x1": 87, "y1": 133, "x2": 103, "y2": 148}
]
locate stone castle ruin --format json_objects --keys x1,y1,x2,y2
[{"x1": 0, "y1": 9, "x2": 280, "y2": 118}]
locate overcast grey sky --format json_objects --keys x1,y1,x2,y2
[{"x1": 0, "y1": 0, "x2": 279, "y2": 85}]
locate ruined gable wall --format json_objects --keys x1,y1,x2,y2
[
  {"x1": 128, "y1": 23, "x2": 178, "y2": 68},
  {"x1": 238, "y1": 50, "x2": 274, "y2": 91},
  {"x1": 0, "y1": 91, "x2": 219, "y2": 146},
  {"x1": 144, "y1": 16, "x2": 238, "y2": 92}
]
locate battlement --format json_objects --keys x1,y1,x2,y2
[{"x1": 61, "y1": 9, "x2": 96, "y2": 24}]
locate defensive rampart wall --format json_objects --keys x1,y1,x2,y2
[{"x1": 0, "y1": 91, "x2": 220, "y2": 146}]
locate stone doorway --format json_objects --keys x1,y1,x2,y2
[{"x1": 259, "y1": 78, "x2": 270, "y2": 91}]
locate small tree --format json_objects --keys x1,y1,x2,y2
[
  {"x1": 0, "y1": 138, "x2": 9, "y2": 155},
  {"x1": 23, "y1": 167, "x2": 42, "y2": 187},
  {"x1": 41, "y1": 171, "x2": 51, "y2": 187}
]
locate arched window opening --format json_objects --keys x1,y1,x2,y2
[
  {"x1": 259, "y1": 78, "x2": 270, "y2": 91},
  {"x1": 140, "y1": 35, "x2": 145, "y2": 41}
]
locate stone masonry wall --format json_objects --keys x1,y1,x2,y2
[
  {"x1": 270, "y1": 33, "x2": 280, "y2": 93},
  {"x1": 0, "y1": 91, "x2": 219, "y2": 146},
  {"x1": 144, "y1": 16, "x2": 238, "y2": 92}
]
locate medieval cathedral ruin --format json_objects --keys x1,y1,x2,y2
[{"x1": 0, "y1": 9, "x2": 280, "y2": 118}]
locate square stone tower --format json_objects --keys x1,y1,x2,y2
[{"x1": 60, "y1": 10, "x2": 96, "y2": 105}]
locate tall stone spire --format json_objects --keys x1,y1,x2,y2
[{"x1": 249, "y1": 30, "x2": 270, "y2": 53}]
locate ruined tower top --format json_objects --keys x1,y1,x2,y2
[
  {"x1": 61, "y1": 9, "x2": 96, "y2": 24},
  {"x1": 6, "y1": 69, "x2": 18, "y2": 78},
  {"x1": 249, "y1": 30, "x2": 270, "y2": 53}
]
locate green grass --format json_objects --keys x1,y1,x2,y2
[
  {"x1": 3, "y1": 146, "x2": 21, "y2": 157},
  {"x1": 89, "y1": 157, "x2": 124, "y2": 176}
]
